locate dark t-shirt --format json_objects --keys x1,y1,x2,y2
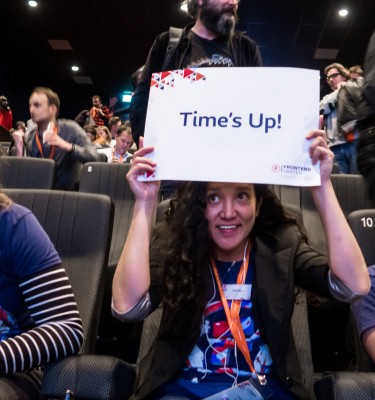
[
  {"x1": 154, "y1": 251, "x2": 296, "y2": 400},
  {"x1": 181, "y1": 31, "x2": 235, "y2": 68},
  {"x1": 182, "y1": 250, "x2": 273, "y2": 382},
  {"x1": 162, "y1": 32, "x2": 238, "y2": 199}
]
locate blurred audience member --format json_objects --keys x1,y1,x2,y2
[
  {"x1": 123, "y1": 120, "x2": 137, "y2": 152},
  {"x1": 15, "y1": 87, "x2": 99, "y2": 190},
  {"x1": 84, "y1": 125, "x2": 97, "y2": 142},
  {"x1": 0, "y1": 96, "x2": 13, "y2": 131},
  {"x1": 109, "y1": 116, "x2": 121, "y2": 141},
  {"x1": 108, "y1": 95, "x2": 118, "y2": 115},
  {"x1": 349, "y1": 65, "x2": 363, "y2": 80},
  {"x1": 320, "y1": 63, "x2": 358, "y2": 174},
  {"x1": 112, "y1": 125, "x2": 133, "y2": 163},
  {"x1": 94, "y1": 137, "x2": 108, "y2": 148},
  {"x1": 15, "y1": 121, "x2": 26, "y2": 133},
  {"x1": 95, "y1": 126, "x2": 112, "y2": 147},
  {"x1": 9, "y1": 121, "x2": 27, "y2": 156},
  {"x1": 89, "y1": 95, "x2": 111, "y2": 126},
  {"x1": 74, "y1": 109, "x2": 93, "y2": 128}
]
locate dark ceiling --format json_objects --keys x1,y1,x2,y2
[{"x1": 2, "y1": 0, "x2": 375, "y2": 122}]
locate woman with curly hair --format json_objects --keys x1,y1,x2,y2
[{"x1": 112, "y1": 129, "x2": 369, "y2": 400}]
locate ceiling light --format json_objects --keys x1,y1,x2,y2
[
  {"x1": 28, "y1": 1, "x2": 38, "y2": 7},
  {"x1": 314, "y1": 48, "x2": 339, "y2": 60},
  {"x1": 122, "y1": 91, "x2": 133, "y2": 103},
  {"x1": 338, "y1": 9, "x2": 349, "y2": 17},
  {"x1": 48, "y1": 39, "x2": 73, "y2": 50},
  {"x1": 72, "y1": 66, "x2": 79, "y2": 72},
  {"x1": 72, "y1": 76, "x2": 94, "y2": 85},
  {"x1": 181, "y1": 4, "x2": 188, "y2": 12}
]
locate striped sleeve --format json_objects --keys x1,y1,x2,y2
[{"x1": 0, "y1": 265, "x2": 83, "y2": 374}]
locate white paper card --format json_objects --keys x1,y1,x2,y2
[
  {"x1": 223, "y1": 284, "x2": 252, "y2": 300},
  {"x1": 203, "y1": 379, "x2": 265, "y2": 400},
  {"x1": 141, "y1": 67, "x2": 320, "y2": 186}
]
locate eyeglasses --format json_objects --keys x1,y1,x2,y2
[{"x1": 326, "y1": 72, "x2": 341, "y2": 81}]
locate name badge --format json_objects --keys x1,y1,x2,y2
[{"x1": 223, "y1": 284, "x2": 252, "y2": 300}]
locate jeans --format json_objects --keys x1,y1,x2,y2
[{"x1": 330, "y1": 140, "x2": 358, "y2": 174}]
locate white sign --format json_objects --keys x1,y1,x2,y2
[{"x1": 141, "y1": 67, "x2": 320, "y2": 186}]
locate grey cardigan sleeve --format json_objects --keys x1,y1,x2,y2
[{"x1": 111, "y1": 292, "x2": 152, "y2": 322}]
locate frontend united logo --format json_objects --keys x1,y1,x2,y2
[{"x1": 272, "y1": 164, "x2": 312, "y2": 175}]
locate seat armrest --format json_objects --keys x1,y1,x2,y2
[
  {"x1": 314, "y1": 372, "x2": 375, "y2": 400},
  {"x1": 41, "y1": 354, "x2": 136, "y2": 400}
]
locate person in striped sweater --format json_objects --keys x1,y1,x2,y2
[{"x1": 0, "y1": 192, "x2": 83, "y2": 399}]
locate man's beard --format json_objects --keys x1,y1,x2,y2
[{"x1": 200, "y1": 1, "x2": 238, "y2": 38}]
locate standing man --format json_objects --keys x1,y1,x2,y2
[
  {"x1": 320, "y1": 63, "x2": 358, "y2": 174},
  {"x1": 130, "y1": 0, "x2": 262, "y2": 198},
  {"x1": 16, "y1": 87, "x2": 99, "y2": 190},
  {"x1": 90, "y1": 95, "x2": 111, "y2": 126}
]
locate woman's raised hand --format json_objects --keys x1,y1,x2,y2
[
  {"x1": 126, "y1": 136, "x2": 160, "y2": 203},
  {"x1": 306, "y1": 121, "x2": 334, "y2": 184}
]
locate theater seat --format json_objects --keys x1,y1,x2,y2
[
  {"x1": 300, "y1": 175, "x2": 375, "y2": 372},
  {"x1": 79, "y1": 162, "x2": 141, "y2": 362},
  {"x1": 79, "y1": 162, "x2": 134, "y2": 269},
  {"x1": 3, "y1": 189, "x2": 135, "y2": 400},
  {"x1": 348, "y1": 209, "x2": 375, "y2": 267},
  {"x1": 0, "y1": 156, "x2": 55, "y2": 189}
]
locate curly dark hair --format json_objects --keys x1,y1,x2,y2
[{"x1": 154, "y1": 181, "x2": 302, "y2": 337}]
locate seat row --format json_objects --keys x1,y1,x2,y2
[{"x1": 3, "y1": 159, "x2": 375, "y2": 398}]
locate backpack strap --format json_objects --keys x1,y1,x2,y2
[{"x1": 162, "y1": 26, "x2": 183, "y2": 71}]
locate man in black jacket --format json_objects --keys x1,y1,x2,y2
[
  {"x1": 130, "y1": 0, "x2": 262, "y2": 198},
  {"x1": 349, "y1": 30, "x2": 375, "y2": 366},
  {"x1": 353, "y1": 30, "x2": 375, "y2": 198}
]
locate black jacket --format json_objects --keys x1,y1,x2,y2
[
  {"x1": 129, "y1": 23, "x2": 263, "y2": 146},
  {"x1": 363, "y1": 30, "x2": 375, "y2": 113},
  {"x1": 131, "y1": 224, "x2": 332, "y2": 400}
]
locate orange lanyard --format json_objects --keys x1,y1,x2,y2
[
  {"x1": 112, "y1": 149, "x2": 124, "y2": 163},
  {"x1": 211, "y1": 243, "x2": 267, "y2": 385},
  {"x1": 35, "y1": 126, "x2": 56, "y2": 159}
]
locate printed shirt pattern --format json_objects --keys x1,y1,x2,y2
[{"x1": 182, "y1": 252, "x2": 273, "y2": 381}]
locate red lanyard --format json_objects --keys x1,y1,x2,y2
[
  {"x1": 35, "y1": 126, "x2": 57, "y2": 159},
  {"x1": 211, "y1": 242, "x2": 267, "y2": 385}
]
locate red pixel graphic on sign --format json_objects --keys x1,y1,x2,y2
[{"x1": 151, "y1": 68, "x2": 206, "y2": 90}]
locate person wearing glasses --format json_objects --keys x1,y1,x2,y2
[{"x1": 320, "y1": 63, "x2": 359, "y2": 174}]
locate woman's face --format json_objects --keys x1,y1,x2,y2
[
  {"x1": 97, "y1": 128, "x2": 109, "y2": 140},
  {"x1": 204, "y1": 182, "x2": 259, "y2": 261}
]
